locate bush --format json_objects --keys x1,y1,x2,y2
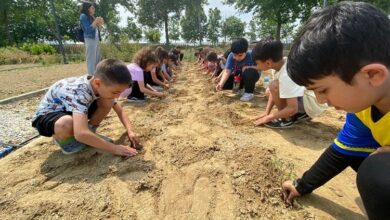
[
  {"x1": 21, "y1": 43, "x2": 56, "y2": 55},
  {"x1": 0, "y1": 47, "x2": 35, "y2": 64}
]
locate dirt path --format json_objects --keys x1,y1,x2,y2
[{"x1": 0, "y1": 63, "x2": 365, "y2": 219}]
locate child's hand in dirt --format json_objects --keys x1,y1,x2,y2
[
  {"x1": 254, "y1": 112, "x2": 268, "y2": 120},
  {"x1": 164, "y1": 84, "x2": 170, "y2": 89},
  {"x1": 254, "y1": 115, "x2": 271, "y2": 126},
  {"x1": 282, "y1": 180, "x2": 301, "y2": 206},
  {"x1": 157, "y1": 92, "x2": 166, "y2": 98},
  {"x1": 113, "y1": 144, "x2": 138, "y2": 157},
  {"x1": 127, "y1": 131, "x2": 140, "y2": 146},
  {"x1": 215, "y1": 83, "x2": 223, "y2": 92}
]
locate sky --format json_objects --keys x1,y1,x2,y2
[{"x1": 117, "y1": 0, "x2": 253, "y2": 27}]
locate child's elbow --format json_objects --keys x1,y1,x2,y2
[{"x1": 74, "y1": 130, "x2": 89, "y2": 142}]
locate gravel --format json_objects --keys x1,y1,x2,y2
[{"x1": 0, "y1": 97, "x2": 41, "y2": 150}]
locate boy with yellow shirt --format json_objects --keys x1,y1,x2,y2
[{"x1": 281, "y1": 2, "x2": 390, "y2": 219}]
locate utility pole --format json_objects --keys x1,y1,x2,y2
[{"x1": 323, "y1": 0, "x2": 327, "y2": 7}]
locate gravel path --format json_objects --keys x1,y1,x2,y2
[{"x1": 0, "y1": 97, "x2": 41, "y2": 150}]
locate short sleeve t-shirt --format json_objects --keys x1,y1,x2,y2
[
  {"x1": 225, "y1": 51, "x2": 254, "y2": 75},
  {"x1": 128, "y1": 63, "x2": 144, "y2": 81},
  {"x1": 276, "y1": 58, "x2": 305, "y2": 99},
  {"x1": 120, "y1": 63, "x2": 144, "y2": 98},
  {"x1": 33, "y1": 75, "x2": 98, "y2": 121}
]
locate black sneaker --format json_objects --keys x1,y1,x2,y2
[
  {"x1": 264, "y1": 118, "x2": 294, "y2": 129},
  {"x1": 292, "y1": 112, "x2": 311, "y2": 123}
]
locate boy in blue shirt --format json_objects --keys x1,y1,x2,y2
[
  {"x1": 216, "y1": 38, "x2": 260, "y2": 101},
  {"x1": 281, "y1": 2, "x2": 390, "y2": 219}
]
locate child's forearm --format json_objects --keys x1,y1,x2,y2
[
  {"x1": 75, "y1": 130, "x2": 116, "y2": 153},
  {"x1": 113, "y1": 103, "x2": 133, "y2": 132}
]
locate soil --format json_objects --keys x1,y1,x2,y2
[
  {"x1": 0, "y1": 63, "x2": 86, "y2": 100},
  {"x1": 0, "y1": 62, "x2": 366, "y2": 219}
]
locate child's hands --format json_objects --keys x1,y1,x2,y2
[
  {"x1": 164, "y1": 83, "x2": 170, "y2": 89},
  {"x1": 128, "y1": 131, "x2": 140, "y2": 147},
  {"x1": 254, "y1": 115, "x2": 271, "y2": 126},
  {"x1": 282, "y1": 180, "x2": 301, "y2": 206},
  {"x1": 113, "y1": 144, "x2": 138, "y2": 157},
  {"x1": 254, "y1": 112, "x2": 268, "y2": 120},
  {"x1": 215, "y1": 83, "x2": 223, "y2": 91}
]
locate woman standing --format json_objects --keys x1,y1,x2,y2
[{"x1": 80, "y1": 2, "x2": 104, "y2": 75}]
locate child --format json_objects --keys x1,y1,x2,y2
[
  {"x1": 251, "y1": 38, "x2": 315, "y2": 128},
  {"x1": 216, "y1": 38, "x2": 261, "y2": 102},
  {"x1": 155, "y1": 47, "x2": 173, "y2": 82},
  {"x1": 170, "y1": 46, "x2": 184, "y2": 65},
  {"x1": 32, "y1": 59, "x2": 139, "y2": 157},
  {"x1": 167, "y1": 53, "x2": 178, "y2": 78},
  {"x1": 142, "y1": 47, "x2": 169, "y2": 92},
  {"x1": 122, "y1": 48, "x2": 165, "y2": 102},
  {"x1": 206, "y1": 51, "x2": 226, "y2": 79},
  {"x1": 281, "y1": 2, "x2": 390, "y2": 219}
]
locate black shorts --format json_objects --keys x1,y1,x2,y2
[{"x1": 32, "y1": 100, "x2": 98, "y2": 137}]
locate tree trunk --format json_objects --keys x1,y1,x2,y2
[
  {"x1": 276, "y1": 13, "x2": 282, "y2": 41},
  {"x1": 49, "y1": 0, "x2": 68, "y2": 64},
  {"x1": 164, "y1": 14, "x2": 169, "y2": 45}
]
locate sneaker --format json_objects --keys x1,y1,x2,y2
[
  {"x1": 54, "y1": 136, "x2": 86, "y2": 155},
  {"x1": 240, "y1": 93, "x2": 254, "y2": 101},
  {"x1": 264, "y1": 118, "x2": 294, "y2": 129},
  {"x1": 292, "y1": 112, "x2": 311, "y2": 123},
  {"x1": 126, "y1": 96, "x2": 146, "y2": 103},
  {"x1": 151, "y1": 85, "x2": 164, "y2": 92}
]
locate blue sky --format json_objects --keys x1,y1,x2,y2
[{"x1": 118, "y1": 0, "x2": 253, "y2": 27}]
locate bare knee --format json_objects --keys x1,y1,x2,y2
[{"x1": 54, "y1": 115, "x2": 73, "y2": 138}]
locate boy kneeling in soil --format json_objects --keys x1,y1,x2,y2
[
  {"x1": 32, "y1": 59, "x2": 139, "y2": 157},
  {"x1": 282, "y1": 2, "x2": 390, "y2": 219}
]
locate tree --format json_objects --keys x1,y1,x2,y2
[
  {"x1": 144, "y1": 29, "x2": 160, "y2": 43},
  {"x1": 221, "y1": 16, "x2": 245, "y2": 41},
  {"x1": 246, "y1": 19, "x2": 257, "y2": 41},
  {"x1": 225, "y1": 0, "x2": 320, "y2": 40},
  {"x1": 125, "y1": 18, "x2": 142, "y2": 42},
  {"x1": 95, "y1": 0, "x2": 135, "y2": 46},
  {"x1": 168, "y1": 15, "x2": 181, "y2": 43},
  {"x1": 207, "y1": 8, "x2": 222, "y2": 45},
  {"x1": 181, "y1": 2, "x2": 207, "y2": 44},
  {"x1": 137, "y1": 0, "x2": 185, "y2": 45},
  {"x1": 49, "y1": 0, "x2": 68, "y2": 64}
]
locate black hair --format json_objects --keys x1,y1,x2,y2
[
  {"x1": 80, "y1": 2, "x2": 94, "y2": 22},
  {"x1": 231, "y1": 38, "x2": 248, "y2": 54},
  {"x1": 168, "y1": 53, "x2": 177, "y2": 61},
  {"x1": 155, "y1": 48, "x2": 169, "y2": 62},
  {"x1": 287, "y1": 2, "x2": 390, "y2": 86},
  {"x1": 206, "y1": 52, "x2": 218, "y2": 62},
  {"x1": 95, "y1": 59, "x2": 132, "y2": 86},
  {"x1": 252, "y1": 37, "x2": 283, "y2": 62}
]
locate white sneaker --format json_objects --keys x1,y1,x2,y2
[{"x1": 240, "y1": 93, "x2": 254, "y2": 101}]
